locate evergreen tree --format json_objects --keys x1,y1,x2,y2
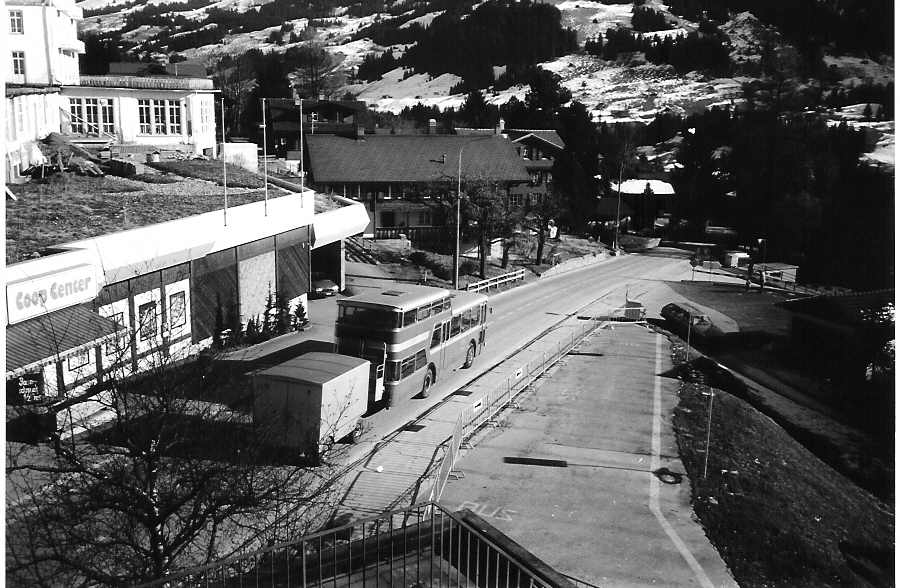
[
  {"x1": 261, "y1": 287, "x2": 275, "y2": 338},
  {"x1": 293, "y1": 301, "x2": 309, "y2": 330}
]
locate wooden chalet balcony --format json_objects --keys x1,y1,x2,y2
[{"x1": 77, "y1": 75, "x2": 214, "y2": 91}]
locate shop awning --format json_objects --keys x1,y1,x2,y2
[{"x1": 6, "y1": 304, "x2": 120, "y2": 375}]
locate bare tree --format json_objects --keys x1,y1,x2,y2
[
  {"x1": 524, "y1": 190, "x2": 567, "y2": 265},
  {"x1": 6, "y1": 295, "x2": 349, "y2": 586}
]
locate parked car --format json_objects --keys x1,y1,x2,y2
[
  {"x1": 661, "y1": 302, "x2": 722, "y2": 341},
  {"x1": 310, "y1": 276, "x2": 339, "y2": 298}
]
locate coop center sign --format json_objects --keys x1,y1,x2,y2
[{"x1": 7, "y1": 265, "x2": 99, "y2": 324}]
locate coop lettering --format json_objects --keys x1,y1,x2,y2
[{"x1": 15, "y1": 277, "x2": 92, "y2": 310}]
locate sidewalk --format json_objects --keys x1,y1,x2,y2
[{"x1": 334, "y1": 316, "x2": 596, "y2": 519}]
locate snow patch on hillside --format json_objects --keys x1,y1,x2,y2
[
  {"x1": 344, "y1": 67, "x2": 463, "y2": 113},
  {"x1": 399, "y1": 10, "x2": 443, "y2": 29},
  {"x1": 549, "y1": 0, "x2": 631, "y2": 42},
  {"x1": 540, "y1": 54, "x2": 745, "y2": 123}
]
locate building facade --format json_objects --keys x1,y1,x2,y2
[{"x1": 5, "y1": 191, "x2": 369, "y2": 433}]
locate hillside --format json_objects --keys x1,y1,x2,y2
[{"x1": 76, "y1": 0, "x2": 893, "y2": 165}]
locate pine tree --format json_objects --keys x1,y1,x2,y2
[
  {"x1": 274, "y1": 292, "x2": 290, "y2": 335},
  {"x1": 261, "y1": 286, "x2": 274, "y2": 338},
  {"x1": 293, "y1": 301, "x2": 309, "y2": 331}
]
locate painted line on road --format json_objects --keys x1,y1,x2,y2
[{"x1": 649, "y1": 333, "x2": 715, "y2": 588}]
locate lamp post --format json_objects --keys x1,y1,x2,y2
[
  {"x1": 453, "y1": 136, "x2": 494, "y2": 290},
  {"x1": 259, "y1": 97, "x2": 268, "y2": 216},
  {"x1": 757, "y1": 237, "x2": 766, "y2": 292}
]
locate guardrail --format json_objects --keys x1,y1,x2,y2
[
  {"x1": 421, "y1": 319, "x2": 597, "y2": 505},
  {"x1": 137, "y1": 502, "x2": 566, "y2": 587},
  {"x1": 539, "y1": 252, "x2": 608, "y2": 280},
  {"x1": 466, "y1": 268, "x2": 527, "y2": 293}
]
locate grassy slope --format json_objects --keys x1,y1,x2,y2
[{"x1": 672, "y1": 368, "x2": 894, "y2": 587}]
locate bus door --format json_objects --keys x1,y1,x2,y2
[
  {"x1": 369, "y1": 343, "x2": 386, "y2": 404},
  {"x1": 430, "y1": 321, "x2": 448, "y2": 370}
]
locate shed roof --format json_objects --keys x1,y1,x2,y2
[
  {"x1": 611, "y1": 179, "x2": 675, "y2": 195},
  {"x1": 507, "y1": 130, "x2": 566, "y2": 151},
  {"x1": 7, "y1": 304, "x2": 120, "y2": 374},
  {"x1": 306, "y1": 135, "x2": 531, "y2": 184},
  {"x1": 255, "y1": 352, "x2": 369, "y2": 385}
]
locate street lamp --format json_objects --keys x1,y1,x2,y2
[
  {"x1": 757, "y1": 237, "x2": 767, "y2": 292},
  {"x1": 453, "y1": 136, "x2": 494, "y2": 290}
]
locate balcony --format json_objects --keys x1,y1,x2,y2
[{"x1": 77, "y1": 75, "x2": 214, "y2": 91}]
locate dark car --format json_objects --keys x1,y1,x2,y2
[{"x1": 310, "y1": 277, "x2": 339, "y2": 298}]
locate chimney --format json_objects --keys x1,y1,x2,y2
[
  {"x1": 496, "y1": 117, "x2": 506, "y2": 136},
  {"x1": 427, "y1": 118, "x2": 437, "y2": 134}
]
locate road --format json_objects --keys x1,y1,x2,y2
[{"x1": 323, "y1": 249, "x2": 704, "y2": 468}]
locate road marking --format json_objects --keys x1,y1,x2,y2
[
  {"x1": 459, "y1": 500, "x2": 517, "y2": 521},
  {"x1": 650, "y1": 333, "x2": 715, "y2": 588}
]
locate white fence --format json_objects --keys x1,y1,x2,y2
[{"x1": 465, "y1": 269, "x2": 527, "y2": 293}]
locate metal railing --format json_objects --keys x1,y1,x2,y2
[
  {"x1": 138, "y1": 502, "x2": 563, "y2": 587},
  {"x1": 421, "y1": 320, "x2": 597, "y2": 505},
  {"x1": 78, "y1": 75, "x2": 214, "y2": 90},
  {"x1": 466, "y1": 269, "x2": 527, "y2": 293}
]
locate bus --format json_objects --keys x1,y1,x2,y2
[{"x1": 335, "y1": 285, "x2": 488, "y2": 408}]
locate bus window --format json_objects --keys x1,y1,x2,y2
[
  {"x1": 415, "y1": 349, "x2": 427, "y2": 370},
  {"x1": 403, "y1": 309, "x2": 416, "y2": 327},
  {"x1": 482, "y1": 303, "x2": 487, "y2": 324},
  {"x1": 443, "y1": 297, "x2": 451, "y2": 311},
  {"x1": 442, "y1": 321, "x2": 450, "y2": 341},
  {"x1": 450, "y1": 315, "x2": 461, "y2": 337},
  {"x1": 386, "y1": 361, "x2": 400, "y2": 382},
  {"x1": 431, "y1": 300, "x2": 443, "y2": 315},
  {"x1": 401, "y1": 357, "x2": 416, "y2": 379},
  {"x1": 417, "y1": 305, "x2": 431, "y2": 321},
  {"x1": 430, "y1": 324, "x2": 442, "y2": 348}
]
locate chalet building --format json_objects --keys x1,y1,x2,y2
[
  {"x1": 609, "y1": 179, "x2": 675, "y2": 231},
  {"x1": 304, "y1": 134, "x2": 531, "y2": 238},
  {"x1": 457, "y1": 122, "x2": 566, "y2": 208}
]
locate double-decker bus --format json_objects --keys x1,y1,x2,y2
[{"x1": 335, "y1": 285, "x2": 488, "y2": 408}]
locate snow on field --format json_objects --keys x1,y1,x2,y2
[
  {"x1": 345, "y1": 67, "x2": 463, "y2": 113},
  {"x1": 637, "y1": 27, "x2": 689, "y2": 39},
  {"x1": 325, "y1": 38, "x2": 383, "y2": 71},
  {"x1": 540, "y1": 53, "x2": 744, "y2": 123},
  {"x1": 399, "y1": 10, "x2": 444, "y2": 29},
  {"x1": 823, "y1": 55, "x2": 894, "y2": 87},
  {"x1": 549, "y1": 0, "x2": 632, "y2": 42}
]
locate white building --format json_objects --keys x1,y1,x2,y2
[
  {"x1": 4, "y1": 0, "x2": 218, "y2": 181},
  {"x1": 5, "y1": 0, "x2": 83, "y2": 179},
  {"x1": 61, "y1": 71, "x2": 218, "y2": 156}
]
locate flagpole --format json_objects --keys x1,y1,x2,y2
[
  {"x1": 221, "y1": 98, "x2": 228, "y2": 226},
  {"x1": 261, "y1": 97, "x2": 268, "y2": 216}
]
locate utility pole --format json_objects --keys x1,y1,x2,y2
[
  {"x1": 221, "y1": 98, "x2": 228, "y2": 226},
  {"x1": 260, "y1": 97, "x2": 268, "y2": 216}
]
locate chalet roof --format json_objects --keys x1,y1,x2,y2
[
  {"x1": 305, "y1": 135, "x2": 531, "y2": 184},
  {"x1": 506, "y1": 130, "x2": 565, "y2": 151},
  {"x1": 454, "y1": 128, "x2": 566, "y2": 151}
]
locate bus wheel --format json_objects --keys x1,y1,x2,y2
[
  {"x1": 463, "y1": 343, "x2": 476, "y2": 368},
  {"x1": 420, "y1": 367, "x2": 434, "y2": 398}
]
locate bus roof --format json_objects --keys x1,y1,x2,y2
[
  {"x1": 338, "y1": 285, "x2": 450, "y2": 312},
  {"x1": 450, "y1": 290, "x2": 488, "y2": 311}
]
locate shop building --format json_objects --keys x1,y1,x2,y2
[{"x1": 6, "y1": 190, "x2": 368, "y2": 433}]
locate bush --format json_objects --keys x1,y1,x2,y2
[{"x1": 132, "y1": 173, "x2": 179, "y2": 184}]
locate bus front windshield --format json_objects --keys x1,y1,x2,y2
[{"x1": 338, "y1": 304, "x2": 401, "y2": 329}]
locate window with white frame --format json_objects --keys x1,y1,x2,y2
[
  {"x1": 103, "y1": 312, "x2": 129, "y2": 361},
  {"x1": 139, "y1": 99, "x2": 182, "y2": 135},
  {"x1": 509, "y1": 194, "x2": 524, "y2": 207},
  {"x1": 169, "y1": 291, "x2": 186, "y2": 329},
  {"x1": 9, "y1": 10, "x2": 23, "y2": 34},
  {"x1": 11, "y1": 51, "x2": 25, "y2": 75},
  {"x1": 69, "y1": 98, "x2": 115, "y2": 135}
]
